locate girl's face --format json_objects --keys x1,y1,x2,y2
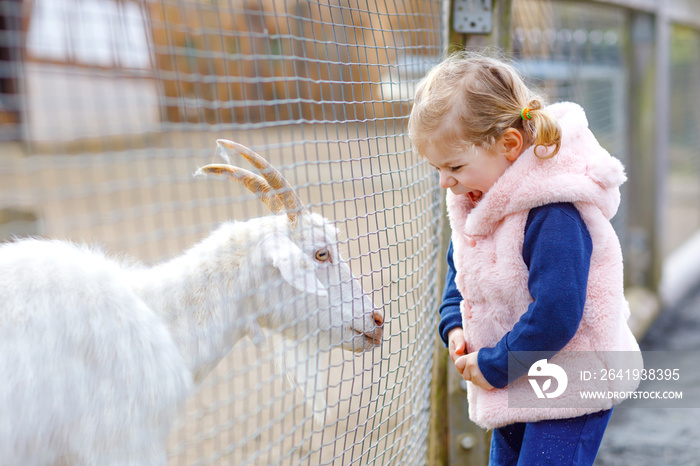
[{"x1": 423, "y1": 139, "x2": 516, "y2": 204}]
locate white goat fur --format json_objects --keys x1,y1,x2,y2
[{"x1": 0, "y1": 142, "x2": 382, "y2": 465}]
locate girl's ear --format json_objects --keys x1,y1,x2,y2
[{"x1": 499, "y1": 128, "x2": 525, "y2": 162}]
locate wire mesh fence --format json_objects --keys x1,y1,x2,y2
[
  {"x1": 0, "y1": 0, "x2": 445, "y2": 464},
  {"x1": 511, "y1": 0, "x2": 629, "y2": 244},
  {"x1": 667, "y1": 24, "x2": 700, "y2": 257},
  {"x1": 511, "y1": 0, "x2": 700, "y2": 289}
]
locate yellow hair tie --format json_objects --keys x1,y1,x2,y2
[{"x1": 521, "y1": 107, "x2": 532, "y2": 120}]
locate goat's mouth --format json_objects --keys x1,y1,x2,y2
[{"x1": 351, "y1": 328, "x2": 382, "y2": 349}]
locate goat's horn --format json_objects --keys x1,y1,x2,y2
[
  {"x1": 216, "y1": 139, "x2": 306, "y2": 222},
  {"x1": 197, "y1": 164, "x2": 285, "y2": 213}
]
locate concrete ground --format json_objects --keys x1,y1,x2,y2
[{"x1": 596, "y1": 286, "x2": 700, "y2": 465}]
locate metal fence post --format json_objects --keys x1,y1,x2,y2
[
  {"x1": 624, "y1": 10, "x2": 658, "y2": 292},
  {"x1": 428, "y1": 1, "x2": 513, "y2": 465},
  {"x1": 621, "y1": 8, "x2": 666, "y2": 337}
]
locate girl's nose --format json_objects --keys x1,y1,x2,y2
[{"x1": 439, "y1": 170, "x2": 455, "y2": 189}]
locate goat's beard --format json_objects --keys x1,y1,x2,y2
[{"x1": 275, "y1": 337, "x2": 328, "y2": 426}]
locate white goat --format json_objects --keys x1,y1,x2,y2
[{"x1": 0, "y1": 139, "x2": 383, "y2": 465}]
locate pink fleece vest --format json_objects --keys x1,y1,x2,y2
[{"x1": 446, "y1": 102, "x2": 641, "y2": 429}]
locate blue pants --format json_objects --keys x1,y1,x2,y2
[{"x1": 489, "y1": 409, "x2": 613, "y2": 466}]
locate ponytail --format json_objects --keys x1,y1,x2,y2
[
  {"x1": 520, "y1": 98, "x2": 561, "y2": 159},
  {"x1": 408, "y1": 52, "x2": 563, "y2": 160}
]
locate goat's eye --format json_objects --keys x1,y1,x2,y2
[{"x1": 315, "y1": 248, "x2": 331, "y2": 263}]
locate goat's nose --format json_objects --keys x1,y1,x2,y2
[{"x1": 373, "y1": 311, "x2": 384, "y2": 327}]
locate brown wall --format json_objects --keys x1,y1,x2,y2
[{"x1": 146, "y1": 0, "x2": 440, "y2": 124}]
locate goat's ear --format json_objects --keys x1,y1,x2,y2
[{"x1": 263, "y1": 235, "x2": 328, "y2": 297}]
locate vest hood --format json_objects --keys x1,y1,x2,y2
[{"x1": 447, "y1": 102, "x2": 626, "y2": 237}]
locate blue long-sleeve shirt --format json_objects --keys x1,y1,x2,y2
[{"x1": 438, "y1": 202, "x2": 593, "y2": 388}]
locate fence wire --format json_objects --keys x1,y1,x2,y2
[
  {"x1": 667, "y1": 24, "x2": 700, "y2": 256},
  {"x1": 512, "y1": 0, "x2": 700, "y2": 276},
  {"x1": 0, "y1": 0, "x2": 445, "y2": 464},
  {"x1": 511, "y1": 0, "x2": 629, "y2": 244}
]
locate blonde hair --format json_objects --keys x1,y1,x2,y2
[{"x1": 408, "y1": 51, "x2": 561, "y2": 159}]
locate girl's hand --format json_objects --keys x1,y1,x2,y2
[
  {"x1": 454, "y1": 351, "x2": 495, "y2": 391},
  {"x1": 447, "y1": 327, "x2": 467, "y2": 363}
]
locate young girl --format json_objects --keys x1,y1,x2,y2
[{"x1": 408, "y1": 52, "x2": 641, "y2": 465}]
